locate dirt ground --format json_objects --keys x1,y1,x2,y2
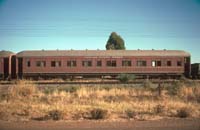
[{"x1": 0, "y1": 118, "x2": 199, "y2": 130}]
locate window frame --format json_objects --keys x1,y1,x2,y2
[
  {"x1": 157, "y1": 61, "x2": 161, "y2": 67},
  {"x1": 106, "y1": 60, "x2": 117, "y2": 67},
  {"x1": 96, "y1": 60, "x2": 102, "y2": 67},
  {"x1": 122, "y1": 60, "x2": 132, "y2": 67},
  {"x1": 51, "y1": 61, "x2": 61, "y2": 67},
  {"x1": 67, "y1": 60, "x2": 77, "y2": 67},
  {"x1": 82, "y1": 60, "x2": 92, "y2": 67},
  {"x1": 36, "y1": 61, "x2": 46, "y2": 67},
  {"x1": 177, "y1": 60, "x2": 182, "y2": 66},
  {"x1": 167, "y1": 60, "x2": 171, "y2": 67},
  {"x1": 152, "y1": 60, "x2": 162, "y2": 67},
  {"x1": 137, "y1": 60, "x2": 147, "y2": 67},
  {"x1": 26, "y1": 60, "x2": 31, "y2": 67}
]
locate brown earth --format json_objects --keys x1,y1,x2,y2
[{"x1": 0, "y1": 118, "x2": 199, "y2": 130}]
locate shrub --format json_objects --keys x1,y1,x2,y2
[
  {"x1": 100, "y1": 85, "x2": 113, "y2": 91},
  {"x1": 0, "y1": 93, "x2": 7, "y2": 101},
  {"x1": 8, "y1": 80, "x2": 38, "y2": 99},
  {"x1": 89, "y1": 108, "x2": 107, "y2": 120},
  {"x1": 176, "y1": 107, "x2": 190, "y2": 118},
  {"x1": 143, "y1": 80, "x2": 153, "y2": 90},
  {"x1": 59, "y1": 86, "x2": 79, "y2": 93},
  {"x1": 118, "y1": 74, "x2": 135, "y2": 83},
  {"x1": 104, "y1": 95, "x2": 118, "y2": 103},
  {"x1": 166, "y1": 81, "x2": 183, "y2": 96},
  {"x1": 48, "y1": 110, "x2": 63, "y2": 120},
  {"x1": 43, "y1": 86, "x2": 79, "y2": 94},
  {"x1": 43, "y1": 87, "x2": 56, "y2": 94},
  {"x1": 193, "y1": 86, "x2": 200, "y2": 103},
  {"x1": 125, "y1": 109, "x2": 136, "y2": 119},
  {"x1": 154, "y1": 104, "x2": 165, "y2": 114}
]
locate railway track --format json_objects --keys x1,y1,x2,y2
[{"x1": 0, "y1": 79, "x2": 200, "y2": 85}]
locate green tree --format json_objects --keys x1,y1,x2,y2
[{"x1": 106, "y1": 32, "x2": 125, "y2": 50}]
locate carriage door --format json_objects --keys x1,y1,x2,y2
[
  {"x1": 11, "y1": 55, "x2": 16, "y2": 79},
  {"x1": 18, "y1": 58, "x2": 23, "y2": 79},
  {"x1": 184, "y1": 57, "x2": 191, "y2": 78},
  {"x1": 3, "y1": 58, "x2": 9, "y2": 79}
]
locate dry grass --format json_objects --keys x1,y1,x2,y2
[{"x1": 0, "y1": 80, "x2": 199, "y2": 121}]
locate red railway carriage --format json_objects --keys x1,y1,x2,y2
[
  {"x1": 191, "y1": 63, "x2": 200, "y2": 79},
  {"x1": 0, "y1": 50, "x2": 16, "y2": 79},
  {"x1": 16, "y1": 50, "x2": 191, "y2": 79}
]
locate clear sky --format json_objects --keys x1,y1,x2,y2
[{"x1": 0, "y1": 0, "x2": 200, "y2": 63}]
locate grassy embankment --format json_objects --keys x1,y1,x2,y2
[{"x1": 0, "y1": 80, "x2": 199, "y2": 121}]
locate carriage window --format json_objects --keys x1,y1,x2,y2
[
  {"x1": 97, "y1": 60, "x2": 102, "y2": 67},
  {"x1": 51, "y1": 61, "x2": 56, "y2": 67},
  {"x1": 122, "y1": 60, "x2": 131, "y2": 67},
  {"x1": 157, "y1": 61, "x2": 161, "y2": 66},
  {"x1": 82, "y1": 61, "x2": 92, "y2": 67},
  {"x1": 107, "y1": 60, "x2": 116, "y2": 67},
  {"x1": 167, "y1": 61, "x2": 171, "y2": 66},
  {"x1": 152, "y1": 61, "x2": 156, "y2": 67},
  {"x1": 51, "y1": 61, "x2": 61, "y2": 67},
  {"x1": 36, "y1": 61, "x2": 46, "y2": 67},
  {"x1": 26, "y1": 61, "x2": 31, "y2": 67},
  {"x1": 67, "y1": 61, "x2": 76, "y2": 67},
  {"x1": 137, "y1": 60, "x2": 146, "y2": 67},
  {"x1": 177, "y1": 61, "x2": 182, "y2": 66},
  {"x1": 152, "y1": 60, "x2": 161, "y2": 67}
]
